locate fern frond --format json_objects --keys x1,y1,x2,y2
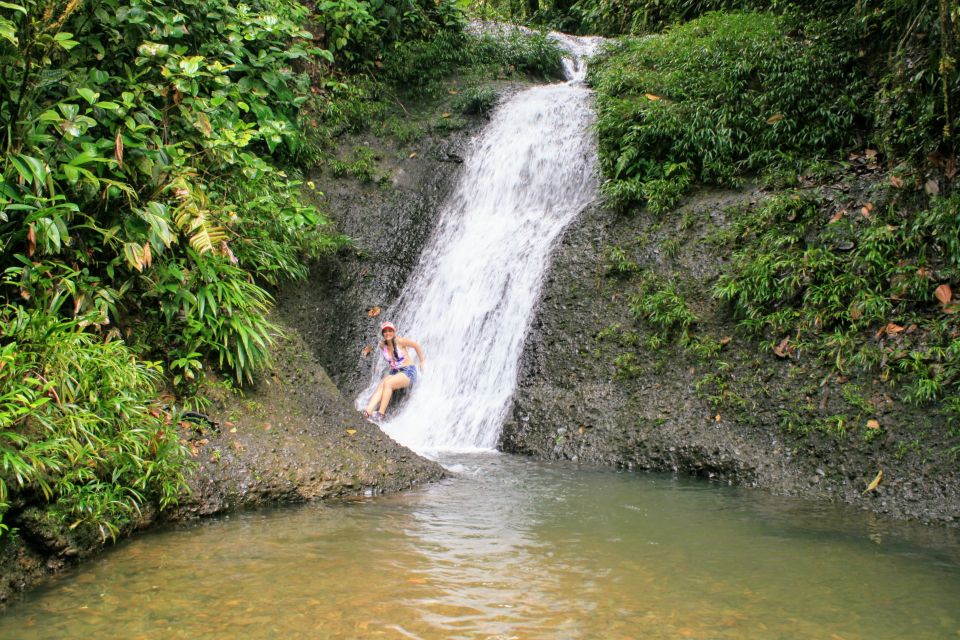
[{"x1": 167, "y1": 176, "x2": 225, "y2": 255}]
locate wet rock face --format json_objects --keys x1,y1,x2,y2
[
  {"x1": 501, "y1": 196, "x2": 768, "y2": 485},
  {"x1": 504, "y1": 190, "x2": 960, "y2": 527}
]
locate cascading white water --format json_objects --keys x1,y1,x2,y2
[{"x1": 358, "y1": 34, "x2": 602, "y2": 453}]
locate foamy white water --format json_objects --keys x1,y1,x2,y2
[{"x1": 358, "y1": 35, "x2": 601, "y2": 452}]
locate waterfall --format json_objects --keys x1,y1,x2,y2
[{"x1": 358, "y1": 34, "x2": 602, "y2": 453}]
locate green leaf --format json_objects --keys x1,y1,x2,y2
[
  {"x1": 12, "y1": 154, "x2": 47, "y2": 186},
  {"x1": 77, "y1": 88, "x2": 99, "y2": 105},
  {"x1": 54, "y1": 32, "x2": 78, "y2": 50},
  {"x1": 0, "y1": 16, "x2": 17, "y2": 47},
  {"x1": 58, "y1": 103, "x2": 79, "y2": 120}
]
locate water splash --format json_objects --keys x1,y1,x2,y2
[{"x1": 358, "y1": 35, "x2": 600, "y2": 453}]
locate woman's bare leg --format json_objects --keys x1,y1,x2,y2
[
  {"x1": 378, "y1": 373, "x2": 411, "y2": 414},
  {"x1": 365, "y1": 380, "x2": 386, "y2": 414}
]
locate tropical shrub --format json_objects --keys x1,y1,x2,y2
[
  {"x1": 0, "y1": 0, "x2": 344, "y2": 384},
  {"x1": 590, "y1": 12, "x2": 862, "y2": 213},
  {"x1": 0, "y1": 306, "x2": 188, "y2": 540},
  {"x1": 568, "y1": 0, "x2": 758, "y2": 35}
]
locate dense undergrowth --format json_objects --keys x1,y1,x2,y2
[
  {"x1": 0, "y1": 0, "x2": 562, "y2": 540},
  {"x1": 583, "y1": 4, "x2": 960, "y2": 448},
  {"x1": 590, "y1": 12, "x2": 862, "y2": 214}
]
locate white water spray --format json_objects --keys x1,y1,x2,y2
[{"x1": 358, "y1": 34, "x2": 602, "y2": 453}]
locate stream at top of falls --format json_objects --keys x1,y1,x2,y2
[
  {"x1": 3, "y1": 453, "x2": 959, "y2": 640},
  {"x1": 356, "y1": 33, "x2": 602, "y2": 453}
]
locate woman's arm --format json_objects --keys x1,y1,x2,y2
[{"x1": 400, "y1": 337, "x2": 425, "y2": 366}]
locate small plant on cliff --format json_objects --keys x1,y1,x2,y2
[{"x1": 629, "y1": 271, "x2": 699, "y2": 339}]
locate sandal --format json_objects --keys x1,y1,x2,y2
[{"x1": 361, "y1": 409, "x2": 371, "y2": 419}]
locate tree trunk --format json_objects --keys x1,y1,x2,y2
[{"x1": 526, "y1": 0, "x2": 539, "y2": 19}]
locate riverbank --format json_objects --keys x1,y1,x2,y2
[{"x1": 504, "y1": 178, "x2": 960, "y2": 526}]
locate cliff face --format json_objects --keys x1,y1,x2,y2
[{"x1": 503, "y1": 186, "x2": 960, "y2": 527}]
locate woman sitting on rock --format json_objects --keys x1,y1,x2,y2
[{"x1": 361, "y1": 321, "x2": 425, "y2": 422}]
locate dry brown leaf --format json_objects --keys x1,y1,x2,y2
[
  {"x1": 719, "y1": 336, "x2": 732, "y2": 346},
  {"x1": 889, "y1": 175, "x2": 904, "y2": 188},
  {"x1": 944, "y1": 302, "x2": 960, "y2": 315},
  {"x1": 441, "y1": 112, "x2": 451, "y2": 118},
  {"x1": 885, "y1": 322, "x2": 905, "y2": 334},
  {"x1": 924, "y1": 179, "x2": 940, "y2": 195},
  {"x1": 142, "y1": 242, "x2": 152, "y2": 269},
  {"x1": 934, "y1": 283, "x2": 952, "y2": 305},
  {"x1": 578, "y1": 426, "x2": 585, "y2": 434},
  {"x1": 346, "y1": 429, "x2": 357, "y2": 436},
  {"x1": 27, "y1": 224, "x2": 36, "y2": 257},
  {"x1": 917, "y1": 267, "x2": 933, "y2": 279},
  {"x1": 860, "y1": 203, "x2": 873, "y2": 218},
  {"x1": 644, "y1": 93, "x2": 661, "y2": 101},
  {"x1": 849, "y1": 305, "x2": 862, "y2": 320},
  {"x1": 773, "y1": 337, "x2": 791, "y2": 358},
  {"x1": 828, "y1": 210, "x2": 845, "y2": 224},
  {"x1": 866, "y1": 419, "x2": 880, "y2": 430},
  {"x1": 863, "y1": 469, "x2": 883, "y2": 494},
  {"x1": 408, "y1": 152, "x2": 417, "y2": 159},
  {"x1": 447, "y1": 89, "x2": 459, "y2": 95},
  {"x1": 865, "y1": 148, "x2": 878, "y2": 160},
  {"x1": 766, "y1": 113, "x2": 784, "y2": 124},
  {"x1": 715, "y1": 414, "x2": 721, "y2": 422},
  {"x1": 367, "y1": 306, "x2": 381, "y2": 317},
  {"x1": 115, "y1": 129, "x2": 124, "y2": 168}
]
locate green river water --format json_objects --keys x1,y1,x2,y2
[{"x1": 2, "y1": 453, "x2": 959, "y2": 639}]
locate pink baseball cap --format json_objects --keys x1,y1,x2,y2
[{"x1": 380, "y1": 321, "x2": 397, "y2": 334}]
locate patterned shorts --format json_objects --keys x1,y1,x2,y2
[{"x1": 391, "y1": 365, "x2": 418, "y2": 384}]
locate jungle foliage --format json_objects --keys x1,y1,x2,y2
[
  {"x1": 0, "y1": 0, "x2": 562, "y2": 539},
  {"x1": 713, "y1": 187, "x2": 960, "y2": 424},
  {"x1": 581, "y1": 3, "x2": 960, "y2": 437},
  {"x1": 590, "y1": 12, "x2": 861, "y2": 213},
  {"x1": 0, "y1": 0, "x2": 346, "y2": 538}
]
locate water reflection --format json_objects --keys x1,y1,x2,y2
[{"x1": 3, "y1": 454, "x2": 959, "y2": 640}]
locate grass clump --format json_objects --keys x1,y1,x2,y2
[
  {"x1": 455, "y1": 86, "x2": 499, "y2": 116},
  {"x1": 590, "y1": 12, "x2": 862, "y2": 213},
  {"x1": 0, "y1": 307, "x2": 188, "y2": 540}
]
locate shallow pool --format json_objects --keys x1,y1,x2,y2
[{"x1": 3, "y1": 453, "x2": 959, "y2": 639}]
